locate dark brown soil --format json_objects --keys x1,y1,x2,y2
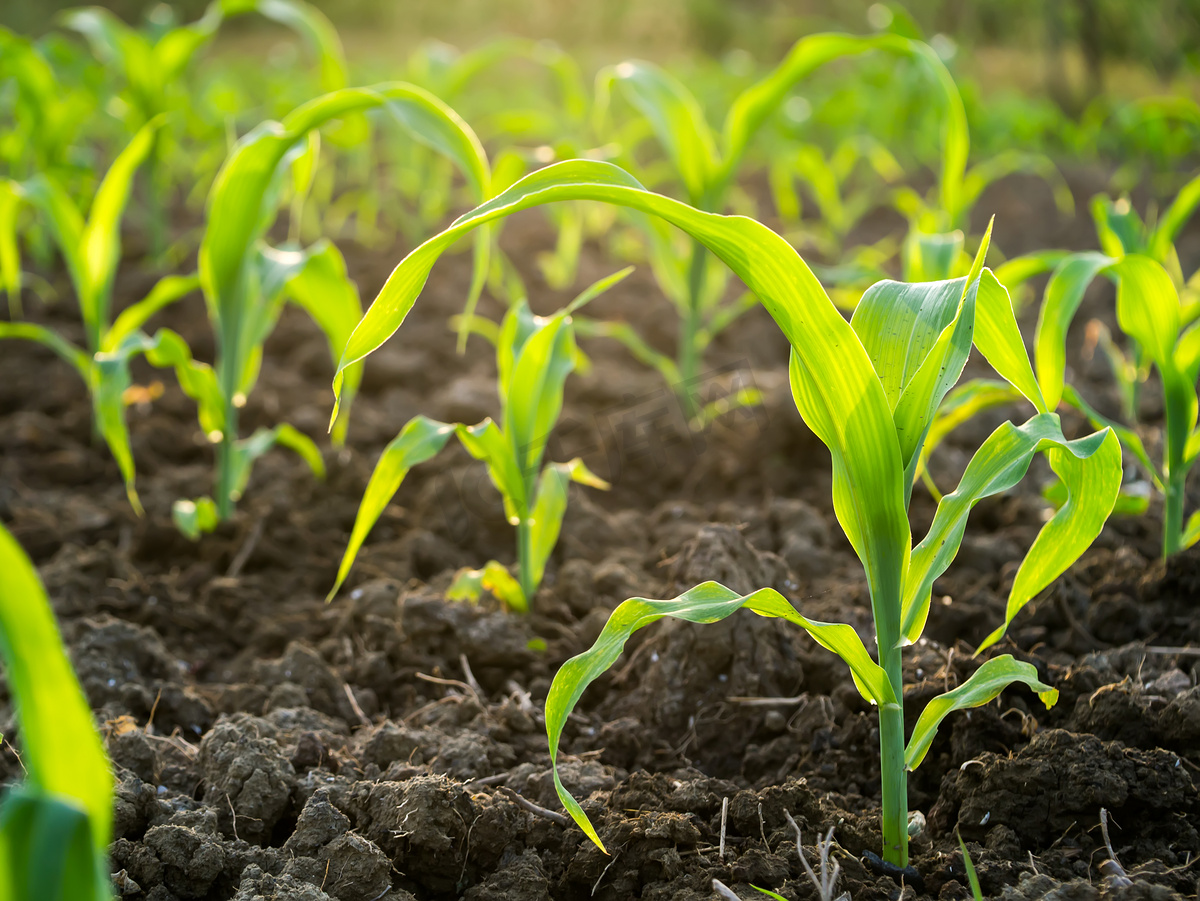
[{"x1": 2, "y1": 168, "x2": 1199, "y2": 900}]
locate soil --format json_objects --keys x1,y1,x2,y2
[{"x1": 2, "y1": 166, "x2": 1200, "y2": 901}]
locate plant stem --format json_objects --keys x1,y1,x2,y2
[
  {"x1": 1163, "y1": 472, "x2": 1185, "y2": 558},
  {"x1": 516, "y1": 516, "x2": 535, "y2": 609},
  {"x1": 215, "y1": 396, "x2": 238, "y2": 521},
  {"x1": 677, "y1": 237, "x2": 706, "y2": 421},
  {"x1": 877, "y1": 643, "x2": 908, "y2": 867}
]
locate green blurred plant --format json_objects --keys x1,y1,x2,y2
[
  {"x1": 58, "y1": 0, "x2": 350, "y2": 257},
  {"x1": 0, "y1": 523, "x2": 114, "y2": 901},
  {"x1": 328, "y1": 269, "x2": 626, "y2": 609},
  {"x1": 330, "y1": 160, "x2": 1121, "y2": 865},
  {"x1": 593, "y1": 31, "x2": 966, "y2": 417},
  {"x1": 922, "y1": 175, "x2": 1200, "y2": 557},
  {"x1": 0, "y1": 118, "x2": 201, "y2": 511},
  {"x1": 171, "y1": 81, "x2": 493, "y2": 537}
]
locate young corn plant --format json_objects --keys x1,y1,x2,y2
[
  {"x1": 0, "y1": 523, "x2": 114, "y2": 901},
  {"x1": 328, "y1": 270, "x2": 626, "y2": 610},
  {"x1": 59, "y1": 0, "x2": 351, "y2": 257},
  {"x1": 921, "y1": 184, "x2": 1200, "y2": 555},
  {"x1": 592, "y1": 31, "x2": 962, "y2": 416},
  {"x1": 169, "y1": 81, "x2": 493, "y2": 538},
  {"x1": 0, "y1": 118, "x2": 201, "y2": 511},
  {"x1": 329, "y1": 161, "x2": 1122, "y2": 866}
]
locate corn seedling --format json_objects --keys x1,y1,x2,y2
[
  {"x1": 921, "y1": 193, "x2": 1200, "y2": 555},
  {"x1": 59, "y1": 0, "x2": 350, "y2": 257},
  {"x1": 593, "y1": 31, "x2": 963, "y2": 416},
  {"x1": 169, "y1": 81, "x2": 494, "y2": 537},
  {"x1": 329, "y1": 269, "x2": 625, "y2": 609},
  {"x1": 327, "y1": 160, "x2": 1121, "y2": 865},
  {"x1": 0, "y1": 118, "x2": 202, "y2": 511},
  {"x1": 0, "y1": 523, "x2": 114, "y2": 901}
]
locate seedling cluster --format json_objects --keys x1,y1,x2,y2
[{"x1": 1, "y1": 4, "x2": 1197, "y2": 898}]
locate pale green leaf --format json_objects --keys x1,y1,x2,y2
[
  {"x1": 905, "y1": 655, "x2": 1057, "y2": 770},
  {"x1": 546, "y1": 581, "x2": 895, "y2": 851},
  {"x1": 328, "y1": 415, "x2": 455, "y2": 600},
  {"x1": 0, "y1": 523, "x2": 113, "y2": 854},
  {"x1": 974, "y1": 270, "x2": 1047, "y2": 413},
  {"x1": 1034, "y1": 252, "x2": 1112, "y2": 410}
]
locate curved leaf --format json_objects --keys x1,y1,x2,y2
[
  {"x1": 1034, "y1": 252, "x2": 1112, "y2": 410},
  {"x1": 0, "y1": 524, "x2": 113, "y2": 855},
  {"x1": 529, "y1": 458, "x2": 610, "y2": 590},
  {"x1": 604, "y1": 60, "x2": 718, "y2": 204},
  {"x1": 904, "y1": 655, "x2": 1057, "y2": 769},
  {"x1": 328, "y1": 415, "x2": 455, "y2": 599},
  {"x1": 975, "y1": 422, "x2": 1122, "y2": 652},
  {"x1": 545, "y1": 581, "x2": 895, "y2": 851},
  {"x1": 903, "y1": 413, "x2": 1120, "y2": 648},
  {"x1": 974, "y1": 270, "x2": 1046, "y2": 412},
  {"x1": 105, "y1": 273, "x2": 201, "y2": 349}
]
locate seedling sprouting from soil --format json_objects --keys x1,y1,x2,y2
[{"x1": 328, "y1": 269, "x2": 626, "y2": 610}]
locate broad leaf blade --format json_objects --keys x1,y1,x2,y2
[
  {"x1": 976, "y1": 424, "x2": 1122, "y2": 652},
  {"x1": 328, "y1": 415, "x2": 455, "y2": 599},
  {"x1": 0, "y1": 524, "x2": 113, "y2": 853},
  {"x1": 545, "y1": 581, "x2": 895, "y2": 851},
  {"x1": 904, "y1": 414, "x2": 1120, "y2": 648},
  {"x1": 1034, "y1": 252, "x2": 1112, "y2": 410},
  {"x1": 974, "y1": 270, "x2": 1047, "y2": 412},
  {"x1": 904, "y1": 655, "x2": 1057, "y2": 769}
]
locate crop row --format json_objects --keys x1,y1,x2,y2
[{"x1": 1, "y1": 4, "x2": 1198, "y2": 898}]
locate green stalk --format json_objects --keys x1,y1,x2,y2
[
  {"x1": 516, "y1": 515, "x2": 535, "y2": 605},
  {"x1": 1163, "y1": 472, "x2": 1186, "y2": 558},
  {"x1": 877, "y1": 642, "x2": 908, "y2": 867},
  {"x1": 678, "y1": 237, "x2": 706, "y2": 420},
  {"x1": 215, "y1": 317, "x2": 242, "y2": 522},
  {"x1": 215, "y1": 393, "x2": 238, "y2": 522}
]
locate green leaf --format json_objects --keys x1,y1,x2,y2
[
  {"x1": 904, "y1": 414, "x2": 1120, "y2": 648},
  {"x1": 1150, "y1": 171, "x2": 1200, "y2": 262},
  {"x1": 140, "y1": 329, "x2": 225, "y2": 438},
  {"x1": 0, "y1": 179, "x2": 22, "y2": 316},
  {"x1": 230, "y1": 423, "x2": 325, "y2": 501},
  {"x1": 105, "y1": 274, "x2": 201, "y2": 350},
  {"x1": 505, "y1": 310, "x2": 577, "y2": 488},
  {"x1": 545, "y1": 581, "x2": 895, "y2": 851},
  {"x1": 328, "y1": 415, "x2": 455, "y2": 600},
  {"x1": 78, "y1": 117, "x2": 162, "y2": 347},
  {"x1": 905, "y1": 655, "x2": 1058, "y2": 769},
  {"x1": 956, "y1": 830, "x2": 984, "y2": 901},
  {"x1": 1061, "y1": 385, "x2": 1162, "y2": 489},
  {"x1": 279, "y1": 240, "x2": 363, "y2": 444},
  {"x1": 1110, "y1": 255, "x2": 1196, "y2": 480},
  {"x1": 904, "y1": 230, "x2": 963, "y2": 282},
  {"x1": 455, "y1": 419, "x2": 527, "y2": 521},
  {"x1": 1034, "y1": 252, "x2": 1112, "y2": 410},
  {"x1": 976, "y1": 422, "x2": 1122, "y2": 653},
  {"x1": 1, "y1": 789, "x2": 108, "y2": 901},
  {"x1": 974, "y1": 270, "x2": 1047, "y2": 413},
  {"x1": 851, "y1": 273, "x2": 975, "y2": 473},
  {"x1": 529, "y1": 459, "x2": 610, "y2": 589},
  {"x1": 0, "y1": 524, "x2": 113, "y2": 854},
  {"x1": 916, "y1": 379, "x2": 1024, "y2": 494},
  {"x1": 603, "y1": 60, "x2": 718, "y2": 204},
  {"x1": 992, "y1": 250, "x2": 1069, "y2": 296},
  {"x1": 223, "y1": 0, "x2": 348, "y2": 92},
  {"x1": 201, "y1": 82, "x2": 489, "y2": 409},
  {"x1": 0, "y1": 323, "x2": 91, "y2": 381}
]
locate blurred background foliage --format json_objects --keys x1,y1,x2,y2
[{"x1": 5, "y1": 0, "x2": 1200, "y2": 97}]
